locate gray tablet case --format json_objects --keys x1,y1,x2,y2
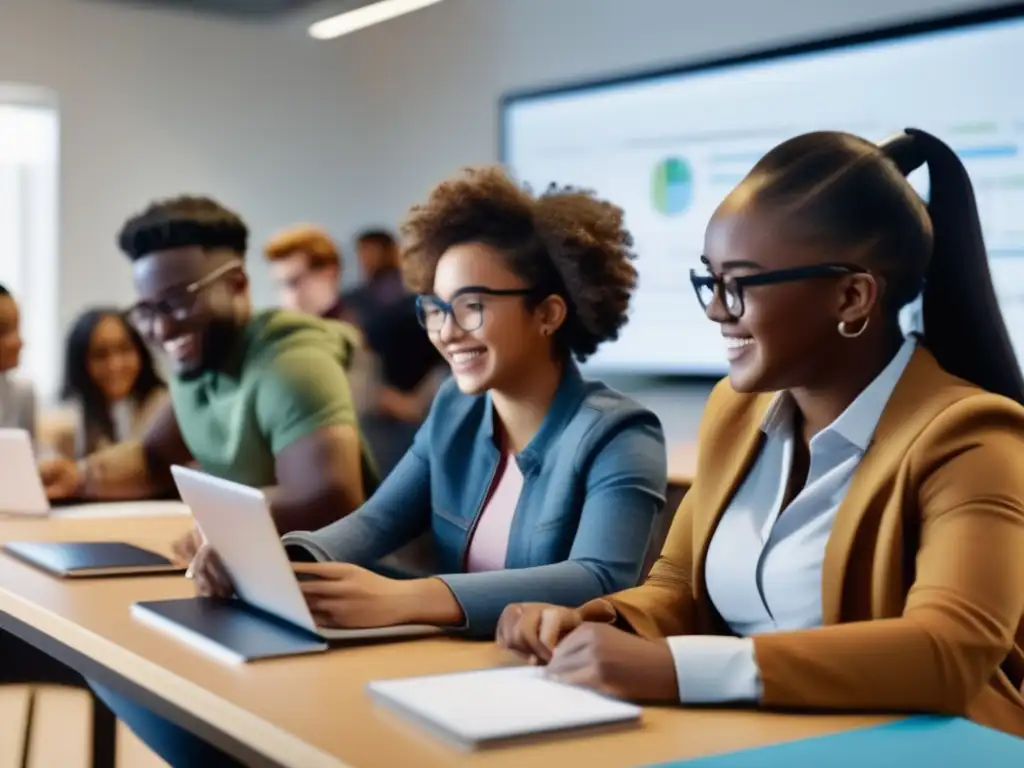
[
  {"x1": 132, "y1": 597, "x2": 329, "y2": 663},
  {"x1": 3, "y1": 541, "x2": 184, "y2": 578}
]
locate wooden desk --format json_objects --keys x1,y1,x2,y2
[
  {"x1": 668, "y1": 442, "x2": 698, "y2": 488},
  {"x1": 0, "y1": 514, "x2": 891, "y2": 768}
]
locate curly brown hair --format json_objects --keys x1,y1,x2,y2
[{"x1": 400, "y1": 166, "x2": 637, "y2": 362}]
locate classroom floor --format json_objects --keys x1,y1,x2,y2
[{"x1": 0, "y1": 685, "x2": 166, "y2": 768}]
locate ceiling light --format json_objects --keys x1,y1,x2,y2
[{"x1": 309, "y1": 0, "x2": 446, "y2": 40}]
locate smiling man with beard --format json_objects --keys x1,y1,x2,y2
[{"x1": 39, "y1": 196, "x2": 377, "y2": 539}]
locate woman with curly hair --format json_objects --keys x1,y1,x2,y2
[
  {"x1": 272, "y1": 165, "x2": 668, "y2": 631},
  {"x1": 106, "y1": 167, "x2": 667, "y2": 767}
]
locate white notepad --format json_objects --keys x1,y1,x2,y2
[{"x1": 367, "y1": 666, "x2": 642, "y2": 749}]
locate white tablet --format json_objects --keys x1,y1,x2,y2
[
  {"x1": 168, "y1": 464, "x2": 441, "y2": 642},
  {"x1": 0, "y1": 429, "x2": 50, "y2": 516}
]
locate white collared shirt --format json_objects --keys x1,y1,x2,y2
[{"x1": 668, "y1": 337, "x2": 917, "y2": 703}]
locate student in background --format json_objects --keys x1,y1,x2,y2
[
  {"x1": 53, "y1": 308, "x2": 167, "y2": 458},
  {"x1": 263, "y1": 224, "x2": 377, "y2": 414},
  {"x1": 263, "y1": 223, "x2": 443, "y2": 475},
  {"x1": 103, "y1": 167, "x2": 668, "y2": 767},
  {"x1": 498, "y1": 129, "x2": 1024, "y2": 738},
  {"x1": 358, "y1": 293, "x2": 446, "y2": 476},
  {"x1": 264, "y1": 224, "x2": 351, "y2": 323},
  {"x1": 0, "y1": 284, "x2": 35, "y2": 437},
  {"x1": 38, "y1": 196, "x2": 377, "y2": 537},
  {"x1": 344, "y1": 228, "x2": 406, "y2": 327}
]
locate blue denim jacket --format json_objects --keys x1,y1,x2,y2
[{"x1": 282, "y1": 363, "x2": 667, "y2": 636}]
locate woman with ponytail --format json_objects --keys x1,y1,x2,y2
[{"x1": 500, "y1": 129, "x2": 1024, "y2": 737}]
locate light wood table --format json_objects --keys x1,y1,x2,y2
[
  {"x1": 668, "y1": 442, "x2": 698, "y2": 488},
  {"x1": 0, "y1": 513, "x2": 892, "y2": 768}
]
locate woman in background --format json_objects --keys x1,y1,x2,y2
[
  {"x1": 498, "y1": 129, "x2": 1024, "y2": 737},
  {"x1": 0, "y1": 284, "x2": 36, "y2": 437},
  {"x1": 55, "y1": 308, "x2": 166, "y2": 458}
]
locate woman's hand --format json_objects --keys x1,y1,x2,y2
[
  {"x1": 496, "y1": 600, "x2": 617, "y2": 663},
  {"x1": 188, "y1": 545, "x2": 234, "y2": 599},
  {"x1": 545, "y1": 623, "x2": 678, "y2": 703},
  {"x1": 293, "y1": 562, "x2": 420, "y2": 629},
  {"x1": 38, "y1": 457, "x2": 81, "y2": 500},
  {"x1": 170, "y1": 527, "x2": 202, "y2": 565}
]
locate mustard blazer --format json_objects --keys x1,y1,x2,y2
[{"x1": 600, "y1": 346, "x2": 1024, "y2": 737}]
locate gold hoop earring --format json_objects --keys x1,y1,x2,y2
[{"x1": 837, "y1": 317, "x2": 869, "y2": 339}]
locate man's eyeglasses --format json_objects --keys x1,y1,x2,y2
[
  {"x1": 416, "y1": 286, "x2": 535, "y2": 333},
  {"x1": 690, "y1": 261, "x2": 867, "y2": 320},
  {"x1": 127, "y1": 260, "x2": 242, "y2": 334}
]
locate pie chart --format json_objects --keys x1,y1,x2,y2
[{"x1": 652, "y1": 157, "x2": 693, "y2": 216}]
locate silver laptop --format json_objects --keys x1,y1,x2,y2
[
  {"x1": 167, "y1": 464, "x2": 442, "y2": 642},
  {"x1": 0, "y1": 429, "x2": 50, "y2": 515}
]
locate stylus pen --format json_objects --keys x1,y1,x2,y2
[{"x1": 184, "y1": 544, "x2": 209, "y2": 580}]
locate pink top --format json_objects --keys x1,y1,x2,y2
[{"x1": 464, "y1": 451, "x2": 525, "y2": 573}]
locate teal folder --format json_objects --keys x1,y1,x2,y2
[{"x1": 648, "y1": 716, "x2": 1024, "y2": 767}]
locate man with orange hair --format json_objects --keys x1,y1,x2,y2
[
  {"x1": 264, "y1": 225, "x2": 444, "y2": 476},
  {"x1": 264, "y1": 224, "x2": 351, "y2": 323}
]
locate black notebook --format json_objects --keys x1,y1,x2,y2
[
  {"x1": 132, "y1": 597, "x2": 328, "y2": 664},
  {"x1": 2, "y1": 541, "x2": 184, "y2": 578}
]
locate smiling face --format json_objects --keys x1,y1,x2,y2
[
  {"x1": 131, "y1": 247, "x2": 247, "y2": 378},
  {"x1": 702, "y1": 194, "x2": 877, "y2": 393},
  {"x1": 427, "y1": 242, "x2": 560, "y2": 395},
  {"x1": 87, "y1": 315, "x2": 142, "y2": 402}
]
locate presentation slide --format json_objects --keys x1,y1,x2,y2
[{"x1": 502, "y1": 13, "x2": 1024, "y2": 375}]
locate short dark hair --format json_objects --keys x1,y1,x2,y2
[
  {"x1": 0, "y1": 284, "x2": 9, "y2": 297},
  {"x1": 401, "y1": 166, "x2": 637, "y2": 362},
  {"x1": 118, "y1": 196, "x2": 248, "y2": 261},
  {"x1": 355, "y1": 229, "x2": 397, "y2": 250},
  {"x1": 748, "y1": 129, "x2": 1023, "y2": 404}
]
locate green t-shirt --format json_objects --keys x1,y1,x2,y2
[{"x1": 169, "y1": 309, "x2": 377, "y2": 491}]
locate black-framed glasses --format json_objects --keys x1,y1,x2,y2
[
  {"x1": 415, "y1": 286, "x2": 536, "y2": 333},
  {"x1": 690, "y1": 261, "x2": 868, "y2": 319},
  {"x1": 127, "y1": 260, "x2": 242, "y2": 334}
]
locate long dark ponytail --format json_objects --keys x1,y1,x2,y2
[{"x1": 880, "y1": 128, "x2": 1024, "y2": 404}]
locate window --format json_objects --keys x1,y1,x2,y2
[{"x1": 0, "y1": 87, "x2": 59, "y2": 400}]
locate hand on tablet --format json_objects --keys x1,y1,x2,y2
[
  {"x1": 187, "y1": 544, "x2": 234, "y2": 599},
  {"x1": 171, "y1": 528, "x2": 202, "y2": 564},
  {"x1": 496, "y1": 600, "x2": 617, "y2": 663},
  {"x1": 292, "y1": 562, "x2": 420, "y2": 628},
  {"x1": 39, "y1": 457, "x2": 81, "y2": 500}
]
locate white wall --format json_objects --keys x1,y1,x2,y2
[
  {"x1": 320, "y1": 0, "x2": 1009, "y2": 440},
  {"x1": 0, "y1": 0, "x2": 1009, "y2": 420},
  {"x1": 0, "y1": 0, "x2": 364, "y2": 398},
  {"x1": 328, "y1": 0, "x2": 1008, "y2": 232}
]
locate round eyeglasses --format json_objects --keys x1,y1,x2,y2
[{"x1": 416, "y1": 286, "x2": 535, "y2": 333}]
